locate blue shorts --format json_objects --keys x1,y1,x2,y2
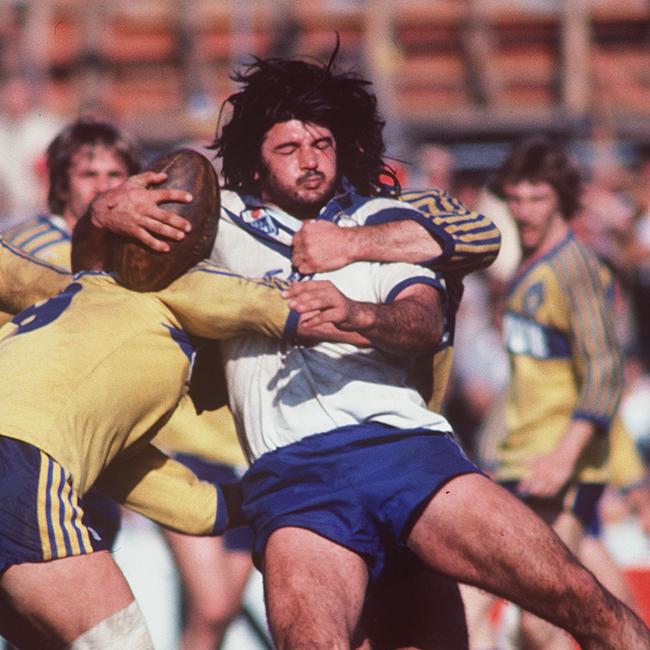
[
  {"x1": 79, "y1": 488, "x2": 122, "y2": 550},
  {"x1": 241, "y1": 423, "x2": 480, "y2": 580},
  {"x1": 174, "y1": 453, "x2": 253, "y2": 552},
  {"x1": 0, "y1": 437, "x2": 106, "y2": 574},
  {"x1": 500, "y1": 480, "x2": 606, "y2": 528}
]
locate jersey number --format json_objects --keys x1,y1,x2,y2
[{"x1": 11, "y1": 282, "x2": 82, "y2": 335}]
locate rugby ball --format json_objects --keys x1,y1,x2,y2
[{"x1": 112, "y1": 148, "x2": 220, "y2": 291}]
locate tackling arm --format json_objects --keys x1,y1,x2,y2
[
  {"x1": 291, "y1": 189, "x2": 501, "y2": 275},
  {"x1": 94, "y1": 443, "x2": 232, "y2": 535},
  {"x1": 156, "y1": 261, "x2": 296, "y2": 340},
  {"x1": 284, "y1": 279, "x2": 444, "y2": 356},
  {"x1": 157, "y1": 260, "x2": 374, "y2": 346}
]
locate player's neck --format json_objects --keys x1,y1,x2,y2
[{"x1": 522, "y1": 216, "x2": 569, "y2": 263}]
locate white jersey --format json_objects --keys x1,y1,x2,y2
[{"x1": 212, "y1": 190, "x2": 453, "y2": 462}]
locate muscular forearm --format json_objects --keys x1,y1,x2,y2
[
  {"x1": 347, "y1": 221, "x2": 442, "y2": 265},
  {"x1": 336, "y1": 296, "x2": 443, "y2": 355},
  {"x1": 286, "y1": 279, "x2": 444, "y2": 355},
  {"x1": 292, "y1": 220, "x2": 442, "y2": 274}
]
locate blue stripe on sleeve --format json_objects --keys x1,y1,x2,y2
[
  {"x1": 385, "y1": 276, "x2": 446, "y2": 305},
  {"x1": 282, "y1": 309, "x2": 300, "y2": 343},
  {"x1": 0, "y1": 238, "x2": 70, "y2": 274},
  {"x1": 571, "y1": 412, "x2": 611, "y2": 436}
]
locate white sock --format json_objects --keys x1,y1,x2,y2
[{"x1": 67, "y1": 600, "x2": 153, "y2": 650}]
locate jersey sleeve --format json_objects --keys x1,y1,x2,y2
[
  {"x1": 0, "y1": 237, "x2": 71, "y2": 313},
  {"x1": 94, "y1": 443, "x2": 228, "y2": 536},
  {"x1": 156, "y1": 260, "x2": 299, "y2": 342},
  {"x1": 398, "y1": 189, "x2": 502, "y2": 274},
  {"x1": 373, "y1": 261, "x2": 447, "y2": 306},
  {"x1": 558, "y1": 250, "x2": 624, "y2": 431}
]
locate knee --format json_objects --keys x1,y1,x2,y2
[{"x1": 191, "y1": 595, "x2": 242, "y2": 630}]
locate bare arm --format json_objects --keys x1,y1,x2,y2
[
  {"x1": 284, "y1": 279, "x2": 444, "y2": 355},
  {"x1": 292, "y1": 220, "x2": 441, "y2": 274},
  {"x1": 71, "y1": 171, "x2": 193, "y2": 270}
]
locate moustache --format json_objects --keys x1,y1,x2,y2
[{"x1": 298, "y1": 171, "x2": 325, "y2": 185}]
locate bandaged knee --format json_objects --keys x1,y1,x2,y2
[{"x1": 67, "y1": 600, "x2": 153, "y2": 650}]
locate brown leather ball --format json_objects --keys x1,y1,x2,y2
[{"x1": 112, "y1": 148, "x2": 220, "y2": 292}]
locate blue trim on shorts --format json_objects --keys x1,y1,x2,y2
[
  {"x1": 499, "y1": 480, "x2": 606, "y2": 528},
  {"x1": 241, "y1": 423, "x2": 480, "y2": 581},
  {"x1": 174, "y1": 454, "x2": 253, "y2": 552}
]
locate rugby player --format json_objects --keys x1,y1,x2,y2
[{"x1": 76, "y1": 56, "x2": 650, "y2": 649}]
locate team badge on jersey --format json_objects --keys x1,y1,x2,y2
[
  {"x1": 523, "y1": 281, "x2": 544, "y2": 316},
  {"x1": 247, "y1": 212, "x2": 279, "y2": 236}
]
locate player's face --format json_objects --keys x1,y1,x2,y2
[
  {"x1": 503, "y1": 180, "x2": 565, "y2": 256},
  {"x1": 61, "y1": 144, "x2": 130, "y2": 227},
  {"x1": 257, "y1": 120, "x2": 338, "y2": 220}
]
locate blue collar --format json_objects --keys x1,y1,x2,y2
[{"x1": 238, "y1": 177, "x2": 362, "y2": 223}]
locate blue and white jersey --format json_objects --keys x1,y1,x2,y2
[{"x1": 213, "y1": 190, "x2": 453, "y2": 462}]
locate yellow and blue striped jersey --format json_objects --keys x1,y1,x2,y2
[
  {"x1": 497, "y1": 233, "x2": 623, "y2": 483},
  {"x1": 0, "y1": 226, "x2": 246, "y2": 467},
  {"x1": 401, "y1": 189, "x2": 501, "y2": 276},
  {"x1": 2, "y1": 214, "x2": 72, "y2": 269},
  {"x1": 0, "y1": 264, "x2": 294, "y2": 533},
  {"x1": 400, "y1": 189, "x2": 501, "y2": 411},
  {"x1": 0, "y1": 237, "x2": 70, "y2": 314}
]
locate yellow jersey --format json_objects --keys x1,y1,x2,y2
[
  {"x1": 497, "y1": 233, "x2": 623, "y2": 484},
  {"x1": 0, "y1": 264, "x2": 293, "y2": 534}
]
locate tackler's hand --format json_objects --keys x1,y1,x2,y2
[
  {"x1": 283, "y1": 280, "x2": 373, "y2": 332},
  {"x1": 292, "y1": 221, "x2": 357, "y2": 274},
  {"x1": 90, "y1": 171, "x2": 193, "y2": 252}
]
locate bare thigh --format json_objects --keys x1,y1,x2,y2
[
  {"x1": 406, "y1": 474, "x2": 596, "y2": 621},
  {"x1": 0, "y1": 550, "x2": 135, "y2": 646},
  {"x1": 263, "y1": 527, "x2": 369, "y2": 650}
]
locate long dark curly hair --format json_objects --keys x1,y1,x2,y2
[{"x1": 211, "y1": 51, "x2": 399, "y2": 197}]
